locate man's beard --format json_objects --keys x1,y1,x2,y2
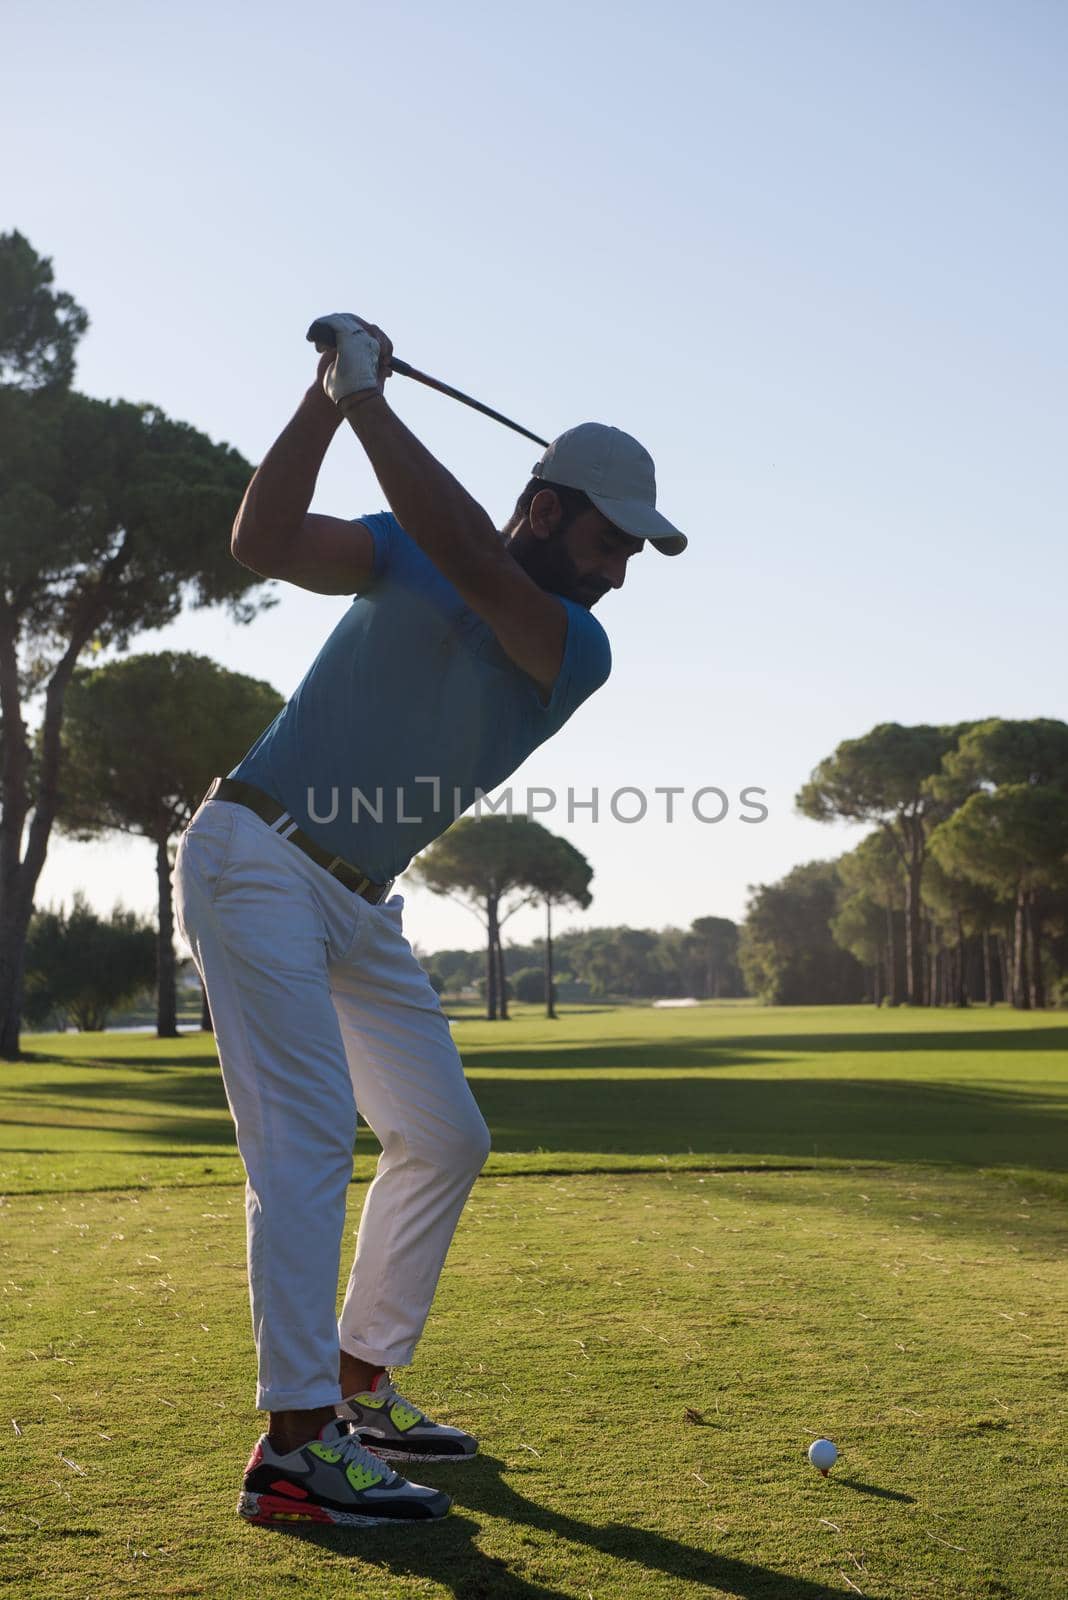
[{"x1": 511, "y1": 532, "x2": 608, "y2": 610}]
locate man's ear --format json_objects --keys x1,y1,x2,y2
[{"x1": 528, "y1": 488, "x2": 563, "y2": 541}]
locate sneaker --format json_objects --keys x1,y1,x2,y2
[
  {"x1": 238, "y1": 1417, "x2": 451, "y2": 1526},
  {"x1": 337, "y1": 1371, "x2": 478, "y2": 1462}
]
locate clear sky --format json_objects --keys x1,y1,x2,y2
[{"x1": 5, "y1": 0, "x2": 1067, "y2": 956}]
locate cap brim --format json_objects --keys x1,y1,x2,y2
[{"x1": 588, "y1": 492, "x2": 687, "y2": 556}]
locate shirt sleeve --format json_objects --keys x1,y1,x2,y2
[
  {"x1": 541, "y1": 599, "x2": 612, "y2": 721},
  {"x1": 353, "y1": 511, "x2": 401, "y2": 584}
]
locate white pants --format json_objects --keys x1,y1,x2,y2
[{"x1": 173, "y1": 798, "x2": 490, "y2": 1411}]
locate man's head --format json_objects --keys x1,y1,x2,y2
[
  {"x1": 504, "y1": 480, "x2": 644, "y2": 608},
  {"x1": 503, "y1": 423, "x2": 685, "y2": 610}
]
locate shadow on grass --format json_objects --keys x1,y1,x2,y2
[
  {"x1": 0, "y1": 1528, "x2": 102, "y2": 1541},
  {"x1": 473, "y1": 1076, "x2": 1067, "y2": 1172},
  {"x1": 19, "y1": 1047, "x2": 219, "y2": 1073},
  {"x1": 21, "y1": 1022, "x2": 1068, "y2": 1082},
  {"x1": 839, "y1": 1477, "x2": 915, "y2": 1503},
  {"x1": 464, "y1": 1027, "x2": 1068, "y2": 1073},
  {"x1": 263, "y1": 1454, "x2": 860, "y2": 1599},
  {"x1": 706, "y1": 1027, "x2": 1068, "y2": 1057},
  {"x1": 6, "y1": 1070, "x2": 1067, "y2": 1170}
]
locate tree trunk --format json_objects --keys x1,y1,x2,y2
[
  {"x1": 0, "y1": 603, "x2": 33, "y2": 1059},
  {"x1": 1013, "y1": 887, "x2": 1029, "y2": 1009},
  {"x1": 982, "y1": 930, "x2": 993, "y2": 1006},
  {"x1": 544, "y1": 897, "x2": 557, "y2": 1019},
  {"x1": 0, "y1": 900, "x2": 31, "y2": 1059},
  {"x1": 1027, "y1": 892, "x2": 1045, "y2": 1010},
  {"x1": 884, "y1": 903, "x2": 897, "y2": 1005},
  {"x1": 929, "y1": 940, "x2": 937, "y2": 1007},
  {"x1": 496, "y1": 930, "x2": 510, "y2": 1020},
  {"x1": 200, "y1": 980, "x2": 214, "y2": 1033},
  {"x1": 954, "y1": 910, "x2": 967, "y2": 1006},
  {"x1": 155, "y1": 833, "x2": 178, "y2": 1038},
  {"x1": 996, "y1": 931, "x2": 1011, "y2": 1007},
  {"x1": 905, "y1": 851, "x2": 925, "y2": 1004},
  {"x1": 485, "y1": 893, "x2": 499, "y2": 1020},
  {"x1": 0, "y1": 595, "x2": 102, "y2": 1060}
]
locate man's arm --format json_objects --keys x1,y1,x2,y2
[
  {"x1": 305, "y1": 310, "x2": 566, "y2": 694},
  {"x1": 231, "y1": 361, "x2": 377, "y2": 595},
  {"x1": 341, "y1": 390, "x2": 567, "y2": 697}
]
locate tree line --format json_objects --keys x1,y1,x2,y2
[
  {"x1": 421, "y1": 915, "x2": 745, "y2": 1010},
  {"x1": 17, "y1": 715, "x2": 1068, "y2": 1029},
  {"x1": 741, "y1": 719, "x2": 1068, "y2": 1008},
  {"x1": 410, "y1": 817, "x2": 745, "y2": 1017}
]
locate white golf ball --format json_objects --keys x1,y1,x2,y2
[{"x1": 807, "y1": 1438, "x2": 838, "y2": 1474}]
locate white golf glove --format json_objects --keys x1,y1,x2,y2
[{"x1": 307, "y1": 313, "x2": 382, "y2": 404}]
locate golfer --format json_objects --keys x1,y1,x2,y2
[{"x1": 173, "y1": 313, "x2": 686, "y2": 1527}]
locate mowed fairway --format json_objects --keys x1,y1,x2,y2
[{"x1": 1, "y1": 1004, "x2": 1065, "y2": 1599}]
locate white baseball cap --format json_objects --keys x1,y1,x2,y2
[{"x1": 531, "y1": 422, "x2": 686, "y2": 556}]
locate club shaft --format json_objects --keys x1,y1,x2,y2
[
  {"x1": 306, "y1": 321, "x2": 547, "y2": 447},
  {"x1": 389, "y1": 358, "x2": 548, "y2": 447}
]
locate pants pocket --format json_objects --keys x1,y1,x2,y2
[{"x1": 174, "y1": 806, "x2": 239, "y2": 940}]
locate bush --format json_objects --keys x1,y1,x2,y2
[
  {"x1": 23, "y1": 893, "x2": 156, "y2": 1031},
  {"x1": 511, "y1": 966, "x2": 546, "y2": 1004},
  {"x1": 551, "y1": 974, "x2": 590, "y2": 1002}
]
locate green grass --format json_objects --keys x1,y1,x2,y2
[{"x1": 1, "y1": 1004, "x2": 1066, "y2": 1597}]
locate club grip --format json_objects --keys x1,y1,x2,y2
[
  {"x1": 306, "y1": 320, "x2": 407, "y2": 377},
  {"x1": 306, "y1": 318, "x2": 339, "y2": 351}
]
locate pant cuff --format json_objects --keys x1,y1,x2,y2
[
  {"x1": 255, "y1": 1382, "x2": 343, "y2": 1412},
  {"x1": 339, "y1": 1336, "x2": 416, "y2": 1368}
]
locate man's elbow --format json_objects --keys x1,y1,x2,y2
[
  {"x1": 231, "y1": 520, "x2": 275, "y2": 578},
  {"x1": 230, "y1": 529, "x2": 258, "y2": 573}
]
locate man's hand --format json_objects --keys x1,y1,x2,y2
[{"x1": 308, "y1": 313, "x2": 393, "y2": 408}]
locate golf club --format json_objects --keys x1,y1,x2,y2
[{"x1": 306, "y1": 319, "x2": 549, "y2": 448}]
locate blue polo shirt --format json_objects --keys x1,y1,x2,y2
[{"x1": 230, "y1": 512, "x2": 612, "y2": 880}]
